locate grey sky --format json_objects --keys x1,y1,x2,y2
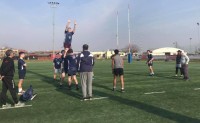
[{"x1": 0, "y1": 0, "x2": 200, "y2": 52}]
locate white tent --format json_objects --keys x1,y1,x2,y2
[{"x1": 152, "y1": 47, "x2": 185, "y2": 56}]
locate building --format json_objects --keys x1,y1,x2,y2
[{"x1": 0, "y1": 47, "x2": 28, "y2": 59}]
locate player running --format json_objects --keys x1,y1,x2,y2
[{"x1": 146, "y1": 50, "x2": 154, "y2": 76}]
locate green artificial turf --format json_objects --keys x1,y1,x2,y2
[{"x1": 0, "y1": 60, "x2": 200, "y2": 123}]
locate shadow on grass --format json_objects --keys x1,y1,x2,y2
[
  {"x1": 92, "y1": 83, "x2": 200, "y2": 123},
  {"x1": 27, "y1": 70, "x2": 200, "y2": 123},
  {"x1": 126, "y1": 71, "x2": 183, "y2": 81},
  {"x1": 27, "y1": 70, "x2": 82, "y2": 100}
]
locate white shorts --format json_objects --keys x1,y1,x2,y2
[{"x1": 54, "y1": 69, "x2": 61, "y2": 74}]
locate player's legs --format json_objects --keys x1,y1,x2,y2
[
  {"x1": 18, "y1": 79, "x2": 24, "y2": 94},
  {"x1": 175, "y1": 67, "x2": 178, "y2": 76},
  {"x1": 119, "y1": 68, "x2": 124, "y2": 91},
  {"x1": 113, "y1": 68, "x2": 117, "y2": 91},
  {"x1": 0, "y1": 79, "x2": 8, "y2": 105},
  {"x1": 18, "y1": 71, "x2": 25, "y2": 95},
  {"x1": 72, "y1": 75, "x2": 79, "y2": 90},
  {"x1": 87, "y1": 72, "x2": 93, "y2": 98},
  {"x1": 80, "y1": 72, "x2": 87, "y2": 98},
  {"x1": 149, "y1": 65, "x2": 154, "y2": 75},
  {"x1": 72, "y1": 75, "x2": 78, "y2": 84},
  {"x1": 68, "y1": 75, "x2": 72, "y2": 90},
  {"x1": 54, "y1": 69, "x2": 58, "y2": 80}
]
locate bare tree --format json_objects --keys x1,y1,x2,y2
[{"x1": 121, "y1": 44, "x2": 140, "y2": 53}]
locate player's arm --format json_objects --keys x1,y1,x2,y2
[
  {"x1": 112, "y1": 58, "x2": 115, "y2": 70},
  {"x1": 121, "y1": 57, "x2": 124, "y2": 68},
  {"x1": 73, "y1": 20, "x2": 77, "y2": 33},
  {"x1": 65, "y1": 20, "x2": 71, "y2": 32},
  {"x1": 185, "y1": 54, "x2": 190, "y2": 64}
]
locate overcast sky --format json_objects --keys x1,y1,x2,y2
[{"x1": 0, "y1": 0, "x2": 200, "y2": 52}]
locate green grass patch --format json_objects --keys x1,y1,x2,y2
[{"x1": 0, "y1": 60, "x2": 200, "y2": 123}]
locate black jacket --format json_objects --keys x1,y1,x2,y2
[{"x1": 0, "y1": 57, "x2": 15, "y2": 77}]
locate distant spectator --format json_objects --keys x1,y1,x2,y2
[
  {"x1": 175, "y1": 50, "x2": 183, "y2": 77},
  {"x1": 181, "y1": 52, "x2": 190, "y2": 80},
  {"x1": 146, "y1": 50, "x2": 154, "y2": 76}
]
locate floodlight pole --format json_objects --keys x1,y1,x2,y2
[
  {"x1": 127, "y1": 4, "x2": 132, "y2": 63},
  {"x1": 189, "y1": 38, "x2": 192, "y2": 54},
  {"x1": 116, "y1": 11, "x2": 119, "y2": 49},
  {"x1": 48, "y1": 2, "x2": 59, "y2": 59},
  {"x1": 128, "y1": 4, "x2": 131, "y2": 53},
  {"x1": 197, "y1": 23, "x2": 200, "y2": 52}
]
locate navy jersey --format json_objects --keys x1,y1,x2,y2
[
  {"x1": 53, "y1": 58, "x2": 62, "y2": 69},
  {"x1": 147, "y1": 54, "x2": 153, "y2": 62},
  {"x1": 64, "y1": 31, "x2": 74, "y2": 43},
  {"x1": 66, "y1": 54, "x2": 77, "y2": 70},
  {"x1": 18, "y1": 59, "x2": 26, "y2": 71}
]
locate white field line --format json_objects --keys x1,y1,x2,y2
[
  {"x1": 0, "y1": 105, "x2": 32, "y2": 110},
  {"x1": 144, "y1": 91, "x2": 165, "y2": 95},
  {"x1": 91, "y1": 97, "x2": 109, "y2": 100},
  {"x1": 81, "y1": 97, "x2": 109, "y2": 101},
  {"x1": 194, "y1": 88, "x2": 200, "y2": 90}
]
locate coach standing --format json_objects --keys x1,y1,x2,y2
[
  {"x1": 181, "y1": 52, "x2": 190, "y2": 81},
  {"x1": 0, "y1": 50, "x2": 24, "y2": 108},
  {"x1": 77, "y1": 44, "x2": 94, "y2": 100}
]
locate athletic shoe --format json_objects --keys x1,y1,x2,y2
[
  {"x1": 121, "y1": 89, "x2": 125, "y2": 93},
  {"x1": 76, "y1": 85, "x2": 79, "y2": 90},
  {"x1": 18, "y1": 90, "x2": 25, "y2": 96},
  {"x1": 82, "y1": 97, "x2": 89, "y2": 101},
  {"x1": 14, "y1": 101, "x2": 25, "y2": 107},
  {"x1": 112, "y1": 88, "x2": 116, "y2": 91},
  {"x1": 59, "y1": 84, "x2": 63, "y2": 89},
  {"x1": 68, "y1": 85, "x2": 71, "y2": 90},
  {"x1": 2, "y1": 103, "x2": 11, "y2": 109},
  {"x1": 89, "y1": 96, "x2": 93, "y2": 100},
  {"x1": 175, "y1": 74, "x2": 178, "y2": 77}
]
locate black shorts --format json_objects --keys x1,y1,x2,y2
[
  {"x1": 64, "y1": 42, "x2": 71, "y2": 49},
  {"x1": 19, "y1": 71, "x2": 26, "y2": 79},
  {"x1": 68, "y1": 69, "x2": 77, "y2": 76},
  {"x1": 113, "y1": 68, "x2": 124, "y2": 76},
  {"x1": 148, "y1": 63, "x2": 153, "y2": 66},
  {"x1": 64, "y1": 68, "x2": 68, "y2": 74}
]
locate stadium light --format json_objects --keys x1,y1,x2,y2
[
  {"x1": 48, "y1": 1, "x2": 59, "y2": 59},
  {"x1": 197, "y1": 22, "x2": 200, "y2": 52},
  {"x1": 189, "y1": 38, "x2": 192, "y2": 54}
]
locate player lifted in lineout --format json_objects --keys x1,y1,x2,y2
[{"x1": 64, "y1": 19, "x2": 77, "y2": 50}]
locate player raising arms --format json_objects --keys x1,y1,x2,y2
[{"x1": 64, "y1": 20, "x2": 77, "y2": 50}]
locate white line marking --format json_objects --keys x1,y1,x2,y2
[
  {"x1": 81, "y1": 97, "x2": 109, "y2": 101},
  {"x1": 194, "y1": 88, "x2": 200, "y2": 90},
  {"x1": 144, "y1": 91, "x2": 165, "y2": 95},
  {"x1": 91, "y1": 97, "x2": 109, "y2": 100},
  {"x1": 0, "y1": 105, "x2": 32, "y2": 110}
]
